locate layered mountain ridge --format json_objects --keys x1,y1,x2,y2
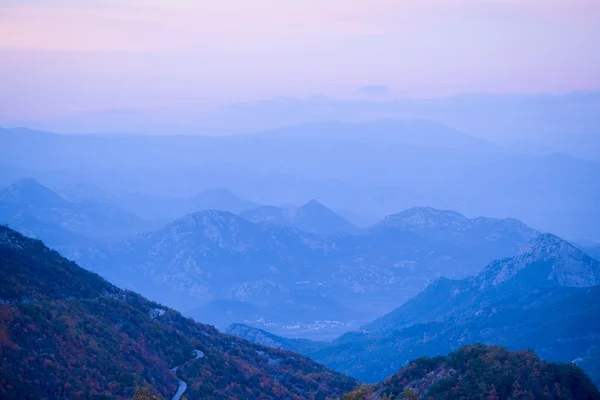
[
  {"x1": 365, "y1": 233, "x2": 600, "y2": 333},
  {"x1": 230, "y1": 234, "x2": 600, "y2": 386},
  {"x1": 240, "y1": 199, "x2": 358, "y2": 234},
  {"x1": 56, "y1": 182, "x2": 259, "y2": 223},
  {"x1": 0, "y1": 178, "x2": 150, "y2": 239},
  {"x1": 60, "y1": 202, "x2": 538, "y2": 336},
  {"x1": 3, "y1": 177, "x2": 551, "y2": 339}
]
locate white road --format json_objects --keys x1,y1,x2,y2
[{"x1": 171, "y1": 350, "x2": 204, "y2": 400}]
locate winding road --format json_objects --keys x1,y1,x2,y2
[{"x1": 171, "y1": 349, "x2": 204, "y2": 400}]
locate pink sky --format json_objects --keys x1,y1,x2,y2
[{"x1": 1, "y1": 0, "x2": 599, "y2": 124}]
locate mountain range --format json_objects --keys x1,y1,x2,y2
[
  {"x1": 61, "y1": 205, "x2": 538, "y2": 338},
  {"x1": 240, "y1": 199, "x2": 358, "y2": 234},
  {"x1": 0, "y1": 225, "x2": 358, "y2": 399},
  {"x1": 3, "y1": 225, "x2": 598, "y2": 399},
  {"x1": 56, "y1": 181, "x2": 356, "y2": 233},
  {"x1": 2, "y1": 121, "x2": 599, "y2": 241},
  {"x1": 0, "y1": 178, "x2": 269, "y2": 244},
  {"x1": 5, "y1": 177, "x2": 566, "y2": 343},
  {"x1": 230, "y1": 234, "x2": 600, "y2": 386},
  {"x1": 56, "y1": 182, "x2": 259, "y2": 223},
  {"x1": 0, "y1": 178, "x2": 151, "y2": 240}
]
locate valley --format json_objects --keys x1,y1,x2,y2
[
  {"x1": 231, "y1": 234, "x2": 600, "y2": 386},
  {"x1": 2, "y1": 5, "x2": 599, "y2": 398}
]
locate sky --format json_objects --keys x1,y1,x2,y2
[{"x1": 1, "y1": 0, "x2": 599, "y2": 131}]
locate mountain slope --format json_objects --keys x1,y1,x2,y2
[
  {"x1": 240, "y1": 199, "x2": 358, "y2": 234},
  {"x1": 366, "y1": 233, "x2": 600, "y2": 332},
  {"x1": 231, "y1": 234, "x2": 600, "y2": 386},
  {"x1": 4, "y1": 211, "x2": 88, "y2": 248},
  {"x1": 0, "y1": 225, "x2": 358, "y2": 399},
  {"x1": 0, "y1": 178, "x2": 150, "y2": 239},
  {"x1": 228, "y1": 323, "x2": 328, "y2": 355},
  {"x1": 345, "y1": 344, "x2": 600, "y2": 400},
  {"x1": 67, "y1": 210, "x2": 357, "y2": 333}
]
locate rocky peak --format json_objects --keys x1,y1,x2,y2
[
  {"x1": 227, "y1": 324, "x2": 284, "y2": 349},
  {"x1": 240, "y1": 200, "x2": 355, "y2": 234},
  {"x1": 478, "y1": 233, "x2": 600, "y2": 289},
  {"x1": 154, "y1": 210, "x2": 257, "y2": 251},
  {"x1": 171, "y1": 210, "x2": 250, "y2": 236},
  {"x1": 518, "y1": 233, "x2": 574, "y2": 257}
]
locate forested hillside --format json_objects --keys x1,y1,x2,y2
[
  {"x1": 0, "y1": 225, "x2": 357, "y2": 399},
  {"x1": 344, "y1": 344, "x2": 600, "y2": 400}
]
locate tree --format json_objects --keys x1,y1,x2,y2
[
  {"x1": 132, "y1": 387, "x2": 161, "y2": 400},
  {"x1": 487, "y1": 385, "x2": 500, "y2": 400},
  {"x1": 403, "y1": 388, "x2": 419, "y2": 400},
  {"x1": 345, "y1": 384, "x2": 370, "y2": 400}
]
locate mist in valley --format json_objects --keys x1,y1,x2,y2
[{"x1": 2, "y1": 1, "x2": 600, "y2": 399}]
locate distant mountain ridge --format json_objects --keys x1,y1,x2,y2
[
  {"x1": 240, "y1": 199, "x2": 358, "y2": 234},
  {"x1": 1, "y1": 177, "x2": 542, "y2": 338},
  {"x1": 0, "y1": 178, "x2": 150, "y2": 240},
  {"x1": 378, "y1": 206, "x2": 532, "y2": 233},
  {"x1": 243, "y1": 118, "x2": 492, "y2": 150},
  {"x1": 188, "y1": 188, "x2": 259, "y2": 214},
  {"x1": 2, "y1": 121, "x2": 600, "y2": 241},
  {"x1": 1, "y1": 179, "x2": 541, "y2": 338},
  {"x1": 64, "y1": 206, "x2": 538, "y2": 337},
  {"x1": 230, "y1": 234, "x2": 600, "y2": 386},
  {"x1": 370, "y1": 206, "x2": 539, "y2": 277},
  {"x1": 376, "y1": 206, "x2": 536, "y2": 248},
  {"x1": 5, "y1": 211, "x2": 86, "y2": 247},
  {"x1": 56, "y1": 182, "x2": 259, "y2": 222}
]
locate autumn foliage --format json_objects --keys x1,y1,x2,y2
[
  {"x1": 345, "y1": 344, "x2": 600, "y2": 400},
  {"x1": 0, "y1": 226, "x2": 357, "y2": 399}
]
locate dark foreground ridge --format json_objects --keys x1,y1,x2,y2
[
  {"x1": 0, "y1": 225, "x2": 357, "y2": 399},
  {"x1": 344, "y1": 344, "x2": 600, "y2": 400}
]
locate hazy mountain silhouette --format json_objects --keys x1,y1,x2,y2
[
  {"x1": 2, "y1": 122, "x2": 598, "y2": 240},
  {"x1": 0, "y1": 178, "x2": 150, "y2": 239},
  {"x1": 62, "y1": 207, "x2": 537, "y2": 337},
  {"x1": 240, "y1": 199, "x2": 358, "y2": 234}
]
